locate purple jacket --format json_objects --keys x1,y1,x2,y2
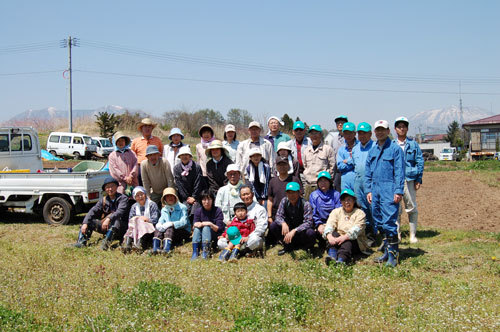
[
  {"x1": 193, "y1": 205, "x2": 226, "y2": 237},
  {"x1": 309, "y1": 189, "x2": 341, "y2": 227}
]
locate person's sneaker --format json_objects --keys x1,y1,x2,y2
[{"x1": 100, "y1": 239, "x2": 111, "y2": 251}]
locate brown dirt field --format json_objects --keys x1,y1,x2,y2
[{"x1": 400, "y1": 171, "x2": 500, "y2": 232}]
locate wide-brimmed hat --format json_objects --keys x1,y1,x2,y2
[
  {"x1": 225, "y1": 164, "x2": 242, "y2": 177},
  {"x1": 137, "y1": 118, "x2": 157, "y2": 131},
  {"x1": 168, "y1": 127, "x2": 184, "y2": 140},
  {"x1": 161, "y1": 187, "x2": 179, "y2": 205},
  {"x1": 102, "y1": 177, "x2": 119, "y2": 191},
  {"x1": 225, "y1": 124, "x2": 236, "y2": 133},
  {"x1": 113, "y1": 131, "x2": 131, "y2": 146},
  {"x1": 177, "y1": 145, "x2": 193, "y2": 158},
  {"x1": 145, "y1": 145, "x2": 161, "y2": 156},
  {"x1": 276, "y1": 141, "x2": 292, "y2": 152},
  {"x1": 205, "y1": 139, "x2": 229, "y2": 157},
  {"x1": 248, "y1": 147, "x2": 262, "y2": 158},
  {"x1": 198, "y1": 124, "x2": 214, "y2": 137}
]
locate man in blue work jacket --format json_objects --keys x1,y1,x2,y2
[
  {"x1": 365, "y1": 120, "x2": 405, "y2": 267},
  {"x1": 336, "y1": 122, "x2": 358, "y2": 191},
  {"x1": 393, "y1": 117, "x2": 424, "y2": 244},
  {"x1": 352, "y1": 122, "x2": 375, "y2": 245}
]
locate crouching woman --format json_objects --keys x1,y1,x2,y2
[
  {"x1": 151, "y1": 188, "x2": 191, "y2": 255},
  {"x1": 323, "y1": 188, "x2": 369, "y2": 265},
  {"x1": 121, "y1": 186, "x2": 159, "y2": 253}
]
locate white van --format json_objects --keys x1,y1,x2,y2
[
  {"x1": 92, "y1": 137, "x2": 114, "y2": 158},
  {"x1": 47, "y1": 132, "x2": 97, "y2": 159}
]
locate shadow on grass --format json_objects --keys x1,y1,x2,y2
[
  {"x1": 0, "y1": 209, "x2": 84, "y2": 225},
  {"x1": 401, "y1": 229, "x2": 440, "y2": 240},
  {"x1": 400, "y1": 247, "x2": 427, "y2": 262}
]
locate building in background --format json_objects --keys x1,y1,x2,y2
[{"x1": 463, "y1": 114, "x2": 500, "y2": 160}]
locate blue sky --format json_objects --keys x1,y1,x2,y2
[{"x1": 1, "y1": 1, "x2": 499, "y2": 129}]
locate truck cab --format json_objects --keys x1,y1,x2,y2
[
  {"x1": 439, "y1": 147, "x2": 458, "y2": 161},
  {"x1": 0, "y1": 127, "x2": 43, "y2": 172}
]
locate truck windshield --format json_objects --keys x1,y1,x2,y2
[
  {"x1": 442, "y1": 148, "x2": 452, "y2": 153},
  {"x1": 83, "y1": 136, "x2": 93, "y2": 145},
  {"x1": 100, "y1": 139, "x2": 113, "y2": 147}
]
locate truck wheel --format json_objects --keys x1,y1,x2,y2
[
  {"x1": 50, "y1": 150, "x2": 57, "y2": 157},
  {"x1": 73, "y1": 152, "x2": 81, "y2": 160},
  {"x1": 43, "y1": 197, "x2": 73, "y2": 225}
]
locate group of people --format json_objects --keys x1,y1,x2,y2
[{"x1": 72, "y1": 114, "x2": 424, "y2": 267}]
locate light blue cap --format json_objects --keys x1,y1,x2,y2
[
  {"x1": 317, "y1": 171, "x2": 332, "y2": 181},
  {"x1": 340, "y1": 188, "x2": 356, "y2": 199},
  {"x1": 285, "y1": 182, "x2": 300, "y2": 192},
  {"x1": 335, "y1": 115, "x2": 348, "y2": 122},
  {"x1": 293, "y1": 121, "x2": 305, "y2": 130},
  {"x1": 357, "y1": 122, "x2": 372, "y2": 132},
  {"x1": 227, "y1": 226, "x2": 242, "y2": 245},
  {"x1": 342, "y1": 122, "x2": 356, "y2": 132},
  {"x1": 308, "y1": 124, "x2": 322, "y2": 133}
]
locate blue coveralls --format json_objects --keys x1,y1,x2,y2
[
  {"x1": 352, "y1": 139, "x2": 375, "y2": 234},
  {"x1": 394, "y1": 138, "x2": 424, "y2": 184},
  {"x1": 364, "y1": 138, "x2": 405, "y2": 237},
  {"x1": 336, "y1": 140, "x2": 358, "y2": 191}
]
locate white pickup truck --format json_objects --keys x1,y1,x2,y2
[{"x1": 0, "y1": 127, "x2": 109, "y2": 225}]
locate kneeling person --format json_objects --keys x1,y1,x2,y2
[
  {"x1": 270, "y1": 182, "x2": 316, "y2": 255},
  {"x1": 73, "y1": 177, "x2": 129, "y2": 250}
]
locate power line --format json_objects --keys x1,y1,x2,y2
[
  {"x1": 0, "y1": 41, "x2": 60, "y2": 55},
  {"x1": 74, "y1": 69, "x2": 500, "y2": 95},
  {"x1": 0, "y1": 70, "x2": 63, "y2": 76}
]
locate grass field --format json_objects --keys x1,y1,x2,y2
[{"x1": 0, "y1": 222, "x2": 498, "y2": 331}]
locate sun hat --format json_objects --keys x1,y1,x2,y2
[
  {"x1": 267, "y1": 116, "x2": 284, "y2": 126},
  {"x1": 132, "y1": 186, "x2": 147, "y2": 199},
  {"x1": 137, "y1": 118, "x2": 157, "y2": 131},
  {"x1": 177, "y1": 145, "x2": 193, "y2": 158},
  {"x1": 317, "y1": 171, "x2": 332, "y2": 181},
  {"x1": 248, "y1": 121, "x2": 262, "y2": 129},
  {"x1": 276, "y1": 141, "x2": 292, "y2": 152},
  {"x1": 161, "y1": 187, "x2": 179, "y2": 205},
  {"x1": 225, "y1": 124, "x2": 236, "y2": 133},
  {"x1": 227, "y1": 226, "x2": 242, "y2": 245},
  {"x1": 340, "y1": 188, "x2": 356, "y2": 199},
  {"x1": 342, "y1": 122, "x2": 356, "y2": 132},
  {"x1": 248, "y1": 147, "x2": 262, "y2": 158},
  {"x1": 394, "y1": 116, "x2": 410, "y2": 127},
  {"x1": 293, "y1": 121, "x2": 305, "y2": 130},
  {"x1": 374, "y1": 120, "x2": 389, "y2": 129},
  {"x1": 334, "y1": 115, "x2": 348, "y2": 123},
  {"x1": 198, "y1": 124, "x2": 214, "y2": 137},
  {"x1": 285, "y1": 182, "x2": 300, "y2": 192},
  {"x1": 225, "y1": 164, "x2": 242, "y2": 177},
  {"x1": 357, "y1": 122, "x2": 372, "y2": 132},
  {"x1": 113, "y1": 131, "x2": 131, "y2": 146},
  {"x1": 205, "y1": 139, "x2": 229, "y2": 157},
  {"x1": 102, "y1": 177, "x2": 119, "y2": 191},
  {"x1": 168, "y1": 127, "x2": 184, "y2": 140},
  {"x1": 308, "y1": 124, "x2": 322, "y2": 133},
  {"x1": 145, "y1": 145, "x2": 161, "y2": 156}
]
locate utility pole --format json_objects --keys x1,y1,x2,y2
[
  {"x1": 459, "y1": 80, "x2": 464, "y2": 125},
  {"x1": 60, "y1": 36, "x2": 79, "y2": 132}
]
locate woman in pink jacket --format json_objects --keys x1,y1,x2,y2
[{"x1": 109, "y1": 131, "x2": 139, "y2": 195}]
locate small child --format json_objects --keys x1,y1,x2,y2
[{"x1": 218, "y1": 202, "x2": 255, "y2": 262}]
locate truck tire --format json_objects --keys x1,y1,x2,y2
[
  {"x1": 43, "y1": 197, "x2": 73, "y2": 225},
  {"x1": 50, "y1": 150, "x2": 57, "y2": 157},
  {"x1": 73, "y1": 152, "x2": 81, "y2": 160}
]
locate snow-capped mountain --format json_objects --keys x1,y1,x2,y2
[{"x1": 408, "y1": 105, "x2": 494, "y2": 134}]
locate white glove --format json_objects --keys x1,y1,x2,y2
[
  {"x1": 164, "y1": 221, "x2": 174, "y2": 229},
  {"x1": 155, "y1": 223, "x2": 167, "y2": 232}
]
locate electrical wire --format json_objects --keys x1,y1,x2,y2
[
  {"x1": 0, "y1": 41, "x2": 60, "y2": 55},
  {"x1": 0, "y1": 70, "x2": 64, "y2": 77}
]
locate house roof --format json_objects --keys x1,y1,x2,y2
[{"x1": 463, "y1": 114, "x2": 500, "y2": 126}]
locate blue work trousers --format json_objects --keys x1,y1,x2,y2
[{"x1": 371, "y1": 184, "x2": 399, "y2": 237}]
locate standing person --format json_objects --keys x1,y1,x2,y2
[
  {"x1": 215, "y1": 164, "x2": 246, "y2": 225},
  {"x1": 323, "y1": 189, "x2": 369, "y2": 265},
  {"x1": 72, "y1": 177, "x2": 129, "y2": 250},
  {"x1": 205, "y1": 140, "x2": 233, "y2": 195},
  {"x1": 245, "y1": 148, "x2": 272, "y2": 205},
  {"x1": 288, "y1": 120, "x2": 311, "y2": 183},
  {"x1": 121, "y1": 186, "x2": 159, "y2": 253},
  {"x1": 336, "y1": 122, "x2": 358, "y2": 191},
  {"x1": 365, "y1": 120, "x2": 405, "y2": 267},
  {"x1": 222, "y1": 124, "x2": 239, "y2": 162},
  {"x1": 141, "y1": 145, "x2": 175, "y2": 208},
  {"x1": 108, "y1": 132, "x2": 139, "y2": 195},
  {"x1": 325, "y1": 115, "x2": 349, "y2": 191},
  {"x1": 265, "y1": 116, "x2": 291, "y2": 151},
  {"x1": 196, "y1": 124, "x2": 215, "y2": 178},
  {"x1": 192, "y1": 190, "x2": 225, "y2": 260},
  {"x1": 236, "y1": 121, "x2": 274, "y2": 174},
  {"x1": 394, "y1": 117, "x2": 424, "y2": 243},
  {"x1": 309, "y1": 171, "x2": 341, "y2": 244},
  {"x1": 274, "y1": 142, "x2": 300, "y2": 180},
  {"x1": 131, "y1": 118, "x2": 164, "y2": 166},
  {"x1": 163, "y1": 128, "x2": 186, "y2": 175},
  {"x1": 270, "y1": 182, "x2": 316, "y2": 256},
  {"x1": 352, "y1": 122, "x2": 376, "y2": 243},
  {"x1": 173, "y1": 145, "x2": 204, "y2": 216},
  {"x1": 151, "y1": 188, "x2": 191, "y2": 255},
  {"x1": 302, "y1": 125, "x2": 335, "y2": 200}
]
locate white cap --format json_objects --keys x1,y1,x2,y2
[
  {"x1": 248, "y1": 121, "x2": 262, "y2": 129},
  {"x1": 374, "y1": 120, "x2": 389, "y2": 129},
  {"x1": 225, "y1": 124, "x2": 236, "y2": 132},
  {"x1": 394, "y1": 116, "x2": 409, "y2": 126},
  {"x1": 224, "y1": 164, "x2": 242, "y2": 176},
  {"x1": 248, "y1": 147, "x2": 262, "y2": 158},
  {"x1": 177, "y1": 145, "x2": 192, "y2": 158},
  {"x1": 267, "y1": 116, "x2": 284, "y2": 126},
  {"x1": 277, "y1": 141, "x2": 291, "y2": 152}
]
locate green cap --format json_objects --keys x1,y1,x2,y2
[
  {"x1": 357, "y1": 122, "x2": 372, "y2": 132},
  {"x1": 285, "y1": 182, "x2": 300, "y2": 192},
  {"x1": 308, "y1": 124, "x2": 322, "y2": 133},
  {"x1": 317, "y1": 171, "x2": 332, "y2": 181},
  {"x1": 335, "y1": 115, "x2": 348, "y2": 123},
  {"x1": 227, "y1": 226, "x2": 242, "y2": 245},
  {"x1": 342, "y1": 122, "x2": 356, "y2": 132},
  {"x1": 340, "y1": 188, "x2": 356, "y2": 199},
  {"x1": 293, "y1": 121, "x2": 305, "y2": 130}
]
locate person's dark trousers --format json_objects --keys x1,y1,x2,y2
[
  {"x1": 153, "y1": 228, "x2": 191, "y2": 246},
  {"x1": 269, "y1": 222, "x2": 316, "y2": 251},
  {"x1": 81, "y1": 219, "x2": 126, "y2": 245},
  {"x1": 315, "y1": 228, "x2": 327, "y2": 252},
  {"x1": 327, "y1": 231, "x2": 360, "y2": 262},
  {"x1": 333, "y1": 165, "x2": 341, "y2": 192}
]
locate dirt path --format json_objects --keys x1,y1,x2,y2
[{"x1": 403, "y1": 171, "x2": 500, "y2": 232}]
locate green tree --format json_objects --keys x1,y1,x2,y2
[
  {"x1": 197, "y1": 109, "x2": 225, "y2": 126},
  {"x1": 281, "y1": 113, "x2": 294, "y2": 132},
  {"x1": 445, "y1": 121, "x2": 464, "y2": 148},
  {"x1": 227, "y1": 108, "x2": 253, "y2": 129},
  {"x1": 95, "y1": 112, "x2": 119, "y2": 138}
]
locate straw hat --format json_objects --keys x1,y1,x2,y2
[{"x1": 137, "y1": 118, "x2": 157, "y2": 131}]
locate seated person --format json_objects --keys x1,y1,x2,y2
[
  {"x1": 237, "y1": 185, "x2": 268, "y2": 254},
  {"x1": 218, "y1": 202, "x2": 256, "y2": 262},
  {"x1": 192, "y1": 190, "x2": 225, "y2": 260},
  {"x1": 269, "y1": 182, "x2": 316, "y2": 256},
  {"x1": 151, "y1": 188, "x2": 191, "y2": 255},
  {"x1": 72, "y1": 177, "x2": 129, "y2": 250},
  {"x1": 323, "y1": 189, "x2": 369, "y2": 265},
  {"x1": 309, "y1": 171, "x2": 341, "y2": 243},
  {"x1": 245, "y1": 148, "x2": 271, "y2": 205},
  {"x1": 121, "y1": 186, "x2": 159, "y2": 253}
]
